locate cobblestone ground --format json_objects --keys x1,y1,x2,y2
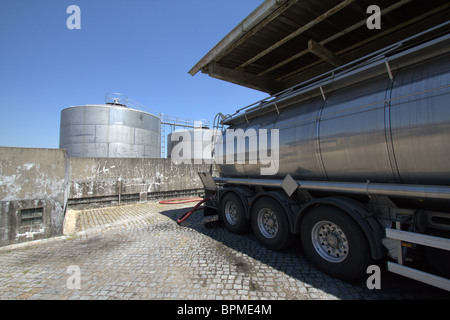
[{"x1": 0, "y1": 202, "x2": 449, "y2": 300}]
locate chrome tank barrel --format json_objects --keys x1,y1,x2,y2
[{"x1": 215, "y1": 35, "x2": 450, "y2": 186}]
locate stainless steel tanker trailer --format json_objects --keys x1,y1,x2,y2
[{"x1": 198, "y1": 26, "x2": 450, "y2": 290}]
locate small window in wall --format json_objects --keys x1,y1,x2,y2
[{"x1": 20, "y1": 207, "x2": 44, "y2": 227}]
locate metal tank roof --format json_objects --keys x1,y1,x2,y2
[{"x1": 189, "y1": 0, "x2": 450, "y2": 94}]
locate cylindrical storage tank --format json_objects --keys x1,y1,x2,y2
[
  {"x1": 216, "y1": 47, "x2": 450, "y2": 186},
  {"x1": 59, "y1": 104, "x2": 161, "y2": 158},
  {"x1": 167, "y1": 128, "x2": 216, "y2": 162}
]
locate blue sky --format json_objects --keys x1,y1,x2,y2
[{"x1": 0, "y1": 0, "x2": 267, "y2": 149}]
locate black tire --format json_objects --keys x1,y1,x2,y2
[
  {"x1": 220, "y1": 192, "x2": 250, "y2": 234},
  {"x1": 300, "y1": 205, "x2": 372, "y2": 281},
  {"x1": 251, "y1": 197, "x2": 293, "y2": 251}
]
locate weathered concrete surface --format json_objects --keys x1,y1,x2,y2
[
  {"x1": 0, "y1": 147, "x2": 69, "y2": 246},
  {"x1": 0, "y1": 147, "x2": 212, "y2": 246},
  {"x1": 62, "y1": 210, "x2": 79, "y2": 235},
  {"x1": 68, "y1": 157, "x2": 211, "y2": 208},
  {"x1": 69, "y1": 158, "x2": 209, "y2": 198}
]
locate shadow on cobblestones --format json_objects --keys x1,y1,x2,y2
[
  {"x1": 160, "y1": 206, "x2": 450, "y2": 300},
  {"x1": 1, "y1": 202, "x2": 449, "y2": 300}
]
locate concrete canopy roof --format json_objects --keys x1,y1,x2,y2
[{"x1": 189, "y1": 0, "x2": 450, "y2": 95}]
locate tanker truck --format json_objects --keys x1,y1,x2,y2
[{"x1": 197, "y1": 25, "x2": 450, "y2": 291}]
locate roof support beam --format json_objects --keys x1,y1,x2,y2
[
  {"x1": 203, "y1": 62, "x2": 282, "y2": 94},
  {"x1": 280, "y1": 0, "x2": 450, "y2": 86},
  {"x1": 236, "y1": 0, "x2": 356, "y2": 70},
  {"x1": 212, "y1": 0, "x2": 299, "y2": 64},
  {"x1": 308, "y1": 39, "x2": 344, "y2": 67},
  {"x1": 258, "y1": 0, "x2": 413, "y2": 76}
]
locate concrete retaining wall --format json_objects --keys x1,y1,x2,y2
[
  {"x1": 68, "y1": 157, "x2": 210, "y2": 208},
  {"x1": 0, "y1": 147, "x2": 69, "y2": 246},
  {"x1": 0, "y1": 147, "x2": 211, "y2": 246}
]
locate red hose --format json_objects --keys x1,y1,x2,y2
[
  {"x1": 159, "y1": 197, "x2": 203, "y2": 204},
  {"x1": 158, "y1": 197, "x2": 209, "y2": 224},
  {"x1": 177, "y1": 198, "x2": 209, "y2": 224}
]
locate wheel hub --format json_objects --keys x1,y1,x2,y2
[
  {"x1": 311, "y1": 221, "x2": 349, "y2": 263},
  {"x1": 326, "y1": 234, "x2": 338, "y2": 247},
  {"x1": 257, "y1": 208, "x2": 278, "y2": 239},
  {"x1": 224, "y1": 201, "x2": 238, "y2": 225}
]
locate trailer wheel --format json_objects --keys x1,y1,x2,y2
[
  {"x1": 251, "y1": 197, "x2": 293, "y2": 251},
  {"x1": 220, "y1": 192, "x2": 249, "y2": 234},
  {"x1": 300, "y1": 205, "x2": 372, "y2": 281}
]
